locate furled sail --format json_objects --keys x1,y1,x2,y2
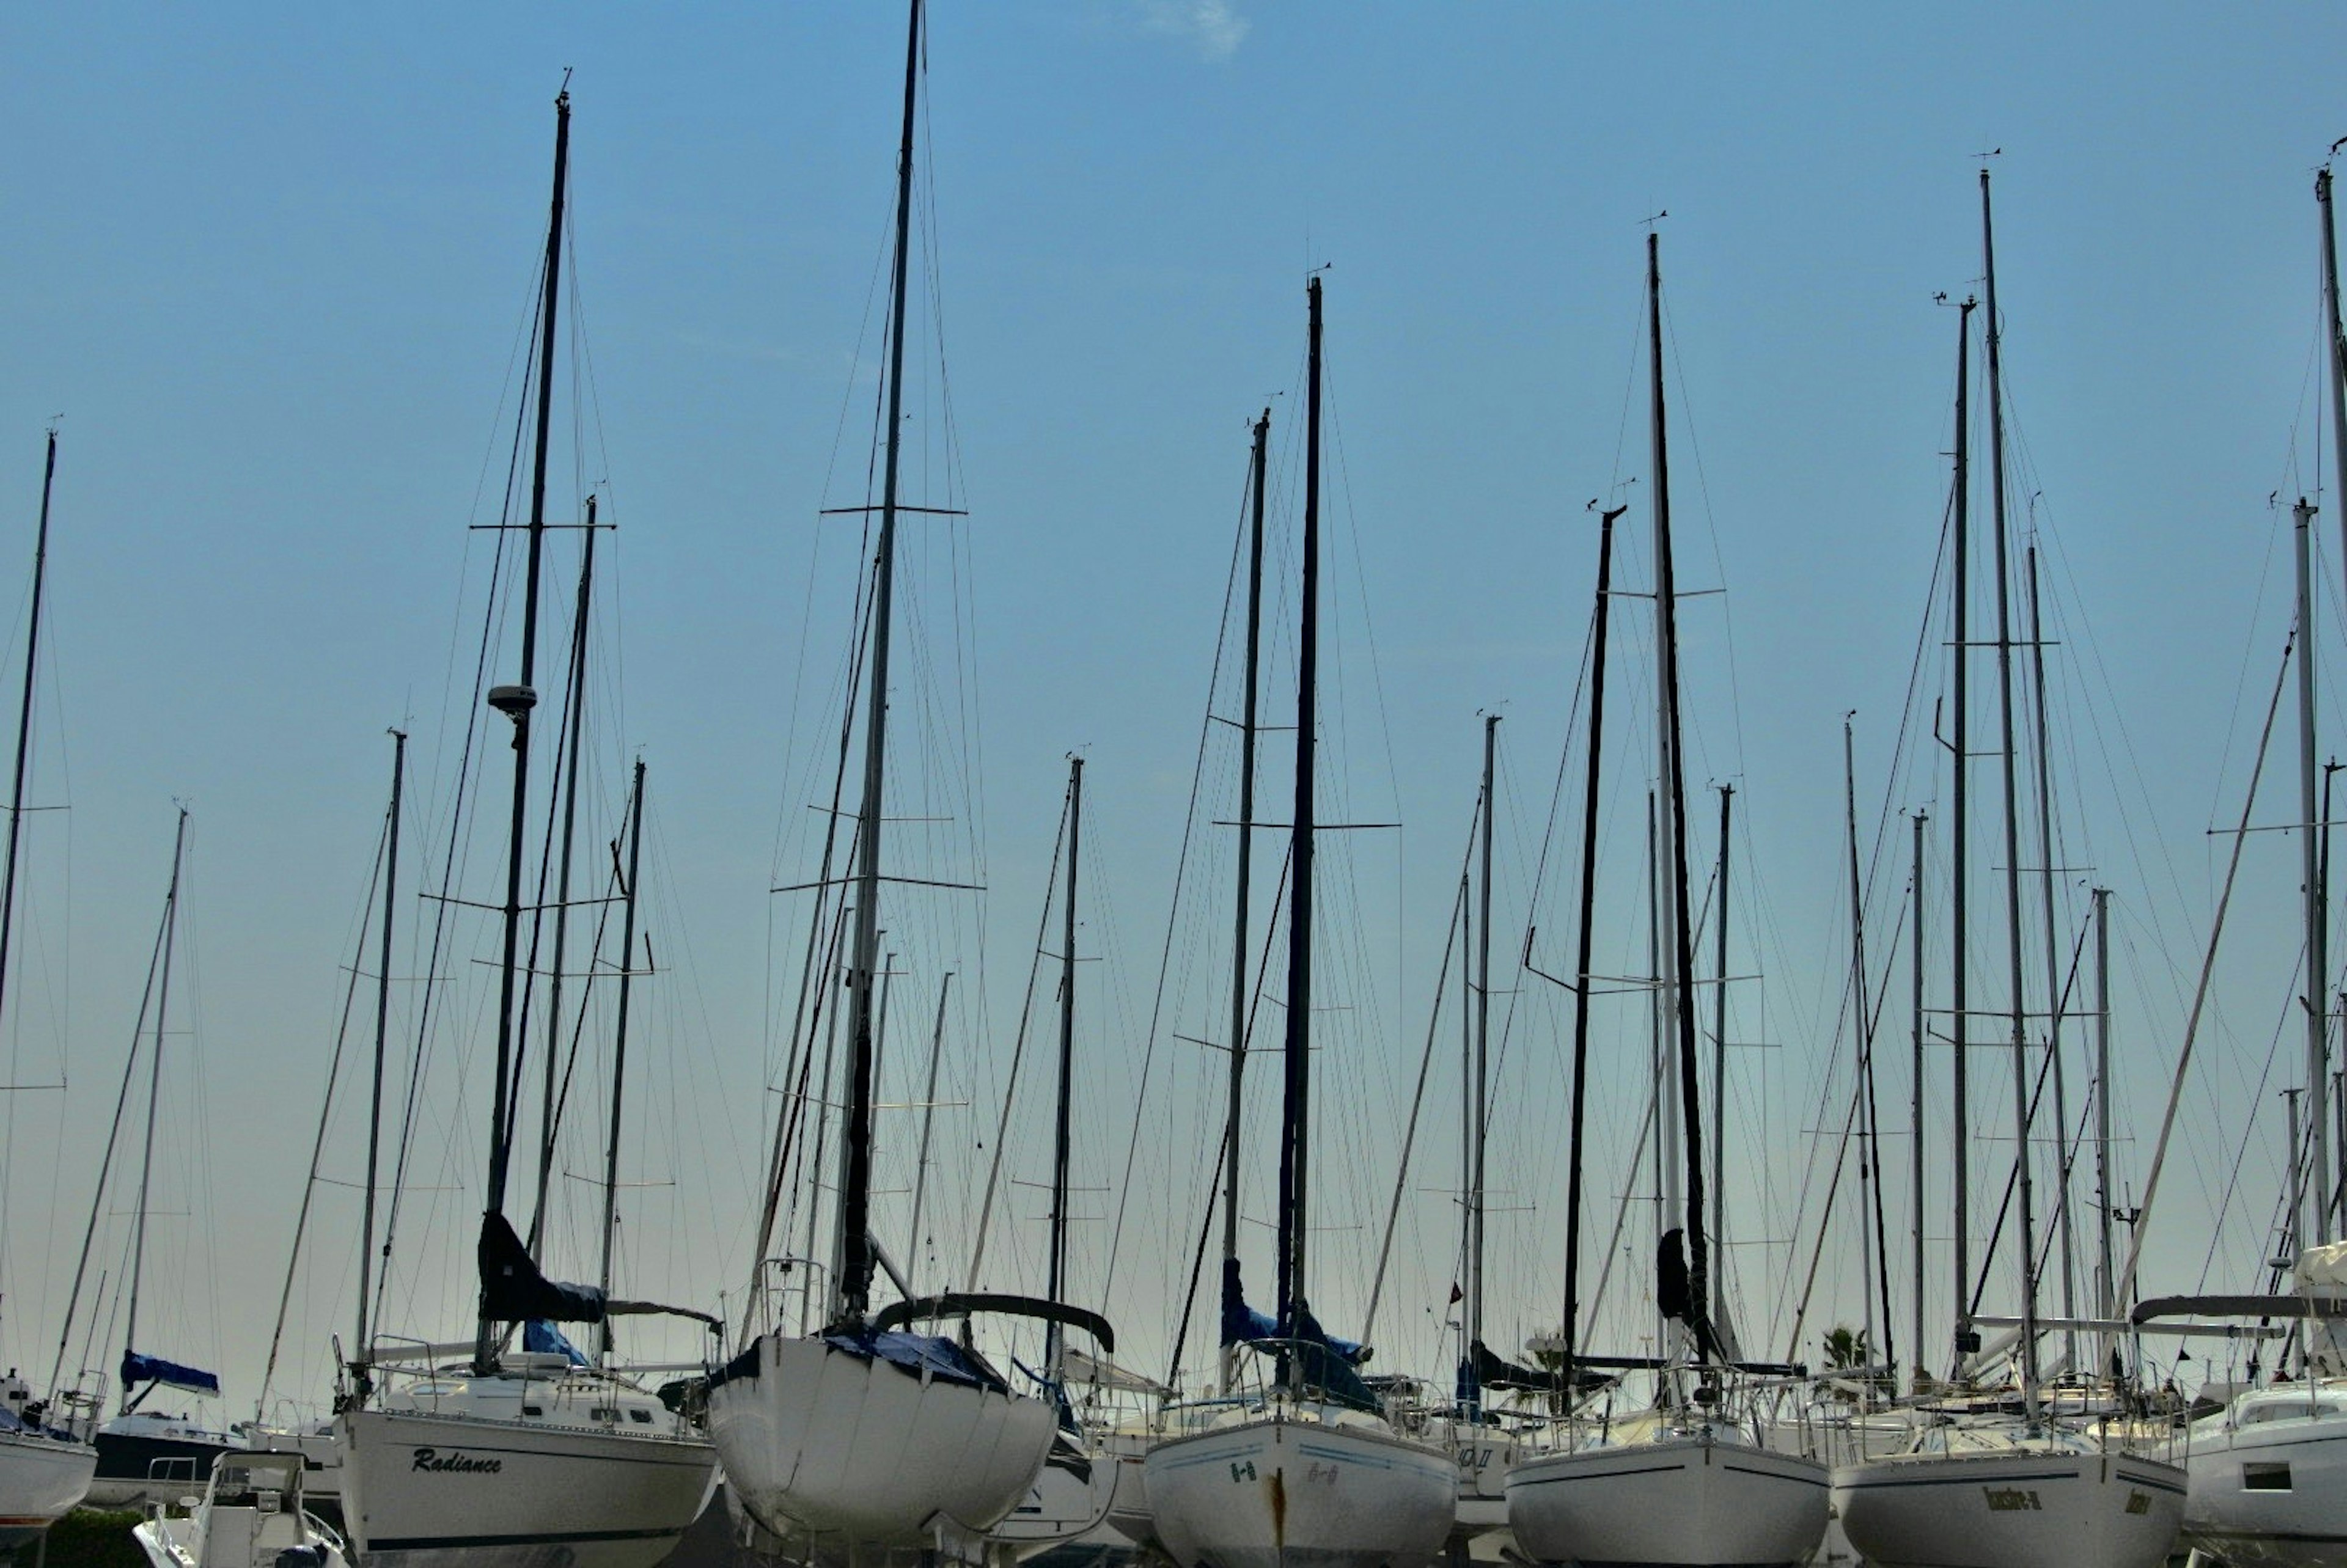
[{"x1": 120, "y1": 1349, "x2": 220, "y2": 1397}]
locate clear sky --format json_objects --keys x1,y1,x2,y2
[{"x1": 3, "y1": 1, "x2": 2346, "y2": 1415}]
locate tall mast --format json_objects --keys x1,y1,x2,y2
[
  {"x1": 1559, "y1": 505, "x2": 1620, "y2": 1381},
  {"x1": 1220, "y1": 408, "x2": 1271, "y2": 1393},
  {"x1": 1464, "y1": 713, "x2": 1497, "y2": 1416},
  {"x1": 2092, "y1": 885, "x2": 2115, "y2": 1378},
  {"x1": 1647, "y1": 230, "x2": 1714, "y2": 1363},
  {"x1": 0, "y1": 432, "x2": 57, "y2": 1046},
  {"x1": 2296, "y1": 497, "x2": 2329, "y2": 1255},
  {"x1": 905, "y1": 972, "x2": 953, "y2": 1289},
  {"x1": 479, "y1": 84, "x2": 570, "y2": 1369},
  {"x1": 1047, "y1": 757, "x2": 1082, "y2": 1379},
  {"x1": 122, "y1": 806, "x2": 188, "y2": 1411},
  {"x1": 1949, "y1": 295, "x2": 1977, "y2": 1374},
  {"x1": 2025, "y1": 543, "x2": 2081, "y2": 1369},
  {"x1": 597, "y1": 759, "x2": 647, "y2": 1360},
  {"x1": 358, "y1": 732, "x2": 406, "y2": 1363},
  {"x1": 1710, "y1": 783, "x2": 1733, "y2": 1330},
  {"x1": 835, "y1": 0, "x2": 924, "y2": 1325},
  {"x1": 533, "y1": 498, "x2": 599, "y2": 1247},
  {"x1": 1909, "y1": 810, "x2": 1928, "y2": 1390},
  {"x1": 1982, "y1": 166, "x2": 2043, "y2": 1421},
  {"x1": 1845, "y1": 717, "x2": 1894, "y2": 1379},
  {"x1": 1273, "y1": 274, "x2": 1324, "y2": 1357},
  {"x1": 2321, "y1": 163, "x2": 2347, "y2": 1233}
]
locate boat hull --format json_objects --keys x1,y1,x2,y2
[
  {"x1": 2182, "y1": 1404, "x2": 2347, "y2": 1566},
  {"x1": 1505, "y1": 1432, "x2": 1827, "y2": 1568},
  {"x1": 335, "y1": 1405, "x2": 716, "y2": 1568},
  {"x1": 991, "y1": 1435, "x2": 1121, "y2": 1559},
  {"x1": 1830, "y1": 1446, "x2": 2184, "y2": 1568},
  {"x1": 0, "y1": 1426, "x2": 97, "y2": 1547},
  {"x1": 87, "y1": 1422, "x2": 237, "y2": 1510},
  {"x1": 706, "y1": 1332, "x2": 1057, "y2": 1563},
  {"x1": 1142, "y1": 1410, "x2": 1457, "y2": 1568}
]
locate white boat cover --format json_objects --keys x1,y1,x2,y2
[{"x1": 2295, "y1": 1241, "x2": 2347, "y2": 1289}]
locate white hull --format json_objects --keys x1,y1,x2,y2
[
  {"x1": 2182, "y1": 1391, "x2": 2347, "y2": 1566},
  {"x1": 707, "y1": 1332, "x2": 1057, "y2": 1563},
  {"x1": 1142, "y1": 1407, "x2": 1457, "y2": 1568},
  {"x1": 1450, "y1": 1427, "x2": 1515, "y2": 1563},
  {"x1": 0, "y1": 1426, "x2": 98, "y2": 1547},
  {"x1": 1506, "y1": 1432, "x2": 1826, "y2": 1568},
  {"x1": 1102, "y1": 1426, "x2": 1157, "y2": 1550},
  {"x1": 991, "y1": 1434, "x2": 1120, "y2": 1559},
  {"x1": 336, "y1": 1403, "x2": 715, "y2": 1568},
  {"x1": 1831, "y1": 1445, "x2": 2184, "y2": 1568}
]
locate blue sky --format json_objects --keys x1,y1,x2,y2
[{"x1": 3, "y1": 1, "x2": 2346, "y2": 1409}]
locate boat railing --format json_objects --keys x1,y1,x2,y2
[{"x1": 745, "y1": 1253, "x2": 828, "y2": 1339}]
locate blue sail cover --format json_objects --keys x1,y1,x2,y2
[
  {"x1": 821, "y1": 1324, "x2": 1009, "y2": 1393},
  {"x1": 120, "y1": 1350, "x2": 221, "y2": 1397},
  {"x1": 1217, "y1": 1261, "x2": 1378, "y2": 1413},
  {"x1": 523, "y1": 1320, "x2": 590, "y2": 1366}
]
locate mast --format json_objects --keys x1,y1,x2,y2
[
  {"x1": 905, "y1": 972, "x2": 953, "y2": 1290},
  {"x1": 1464, "y1": 713, "x2": 1496, "y2": 1416},
  {"x1": 834, "y1": 0, "x2": 924, "y2": 1325},
  {"x1": 1909, "y1": 810, "x2": 1928, "y2": 1389},
  {"x1": 479, "y1": 84, "x2": 570, "y2": 1370},
  {"x1": 1273, "y1": 273, "x2": 1324, "y2": 1361},
  {"x1": 598, "y1": 758, "x2": 647, "y2": 1360},
  {"x1": 1845, "y1": 717, "x2": 1893, "y2": 1379},
  {"x1": 1559, "y1": 505, "x2": 1620, "y2": 1382},
  {"x1": 1982, "y1": 166, "x2": 2043, "y2": 1421},
  {"x1": 1220, "y1": 408, "x2": 1271, "y2": 1393},
  {"x1": 2322, "y1": 163, "x2": 2347, "y2": 1233},
  {"x1": 533, "y1": 497, "x2": 598, "y2": 1247},
  {"x1": 1047, "y1": 756, "x2": 1082, "y2": 1379},
  {"x1": 1950, "y1": 295, "x2": 1977, "y2": 1374},
  {"x1": 2026, "y1": 543, "x2": 2079, "y2": 1369},
  {"x1": 2092, "y1": 885, "x2": 2115, "y2": 1377},
  {"x1": 1647, "y1": 230, "x2": 1714, "y2": 1364},
  {"x1": 358, "y1": 732, "x2": 406, "y2": 1364},
  {"x1": 1710, "y1": 783, "x2": 1733, "y2": 1329},
  {"x1": 122, "y1": 806, "x2": 188, "y2": 1411},
  {"x1": 0, "y1": 432, "x2": 57, "y2": 1046},
  {"x1": 2296, "y1": 497, "x2": 2328, "y2": 1256}
]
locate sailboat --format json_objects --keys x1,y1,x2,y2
[
  {"x1": 1827, "y1": 167, "x2": 2184, "y2": 1568},
  {"x1": 985, "y1": 760, "x2": 1128, "y2": 1562},
  {"x1": 0, "y1": 431, "x2": 97, "y2": 1546},
  {"x1": 1139, "y1": 276, "x2": 1458, "y2": 1568},
  {"x1": 1504, "y1": 231, "x2": 1828, "y2": 1568},
  {"x1": 79, "y1": 810, "x2": 243, "y2": 1510},
  {"x1": 704, "y1": 6, "x2": 1107, "y2": 1562},
  {"x1": 331, "y1": 86, "x2": 719, "y2": 1568},
  {"x1": 2156, "y1": 156, "x2": 2347, "y2": 1568}
]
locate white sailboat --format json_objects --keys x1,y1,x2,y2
[
  {"x1": 1141, "y1": 277, "x2": 1458, "y2": 1568},
  {"x1": 0, "y1": 433, "x2": 97, "y2": 1546},
  {"x1": 2150, "y1": 158, "x2": 2347, "y2": 1568},
  {"x1": 1506, "y1": 230, "x2": 1828, "y2": 1568},
  {"x1": 705, "y1": 6, "x2": 1098, "y2": 1561},
  {"x1": 1, "y1": 1371, "x2": 95, "y2": 1551},
  {"x1": 1829, "y1": 166, "x2": 2183, "y2": 1568},
  {"x1": 333, "y1": 86, "x2": 718, "y2": 1568},
  {"x1": 2167, "y1": 1250, "x2": 2347, "y2": 1567}
]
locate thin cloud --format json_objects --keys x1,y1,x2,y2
[{"x1": 1137, "y1": 0, "x2": 1250, "y2": 63}]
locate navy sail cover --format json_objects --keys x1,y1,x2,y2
[
  {"x1": 1217, "y1": 1259, "x2": 1378, "y2": 1413},
  {"x1": 120, "y1": 1350, "x2": 221, "y2": 1397},
  {"x1": 479, "y1": 1211, "x2": 606, "y2": 1323}
]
